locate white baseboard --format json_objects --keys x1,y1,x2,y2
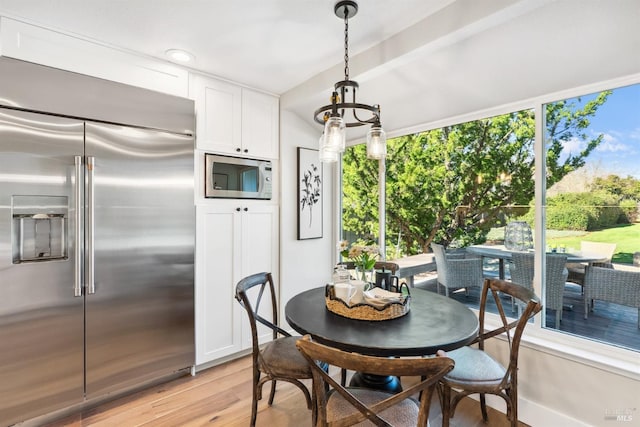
[{"x1": 475, "y1": 394, "x2": 591, "y2": 426}]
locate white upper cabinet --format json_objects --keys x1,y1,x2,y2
[
  {"x1": 241, "y1": 88, "x2": 279, "y2": 159},
  {"x1": 191, "y1": 74, "x2": 279, "y2": 159},
  {"x1": 191, "y1": 75, "x2": 242, "y2": 154}
]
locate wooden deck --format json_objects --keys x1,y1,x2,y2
[
  {"x1": 416, "y1": 275, "x2": 640, "y2": 352},
  {"x1": 551, "y1": 282, "x2": 640, "y2": 350},
  {"x1": 403, "y1": 250, "x2": 640, "y2": 352}
]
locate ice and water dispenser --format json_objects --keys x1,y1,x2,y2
[{"x1": 12, "y1": 195, "x2": 68, "y2": 263}]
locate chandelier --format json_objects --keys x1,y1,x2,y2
[{"x1": 315, "y1": 0, "x2": 387, "y2": 163}]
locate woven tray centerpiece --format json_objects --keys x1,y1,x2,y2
[{"x1": 325, "y1": 284, "x2": 410, "y2": 321}]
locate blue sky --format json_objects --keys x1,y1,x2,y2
[{"x1": 560, "y1": 83, "x2": 640, "y2": 178}]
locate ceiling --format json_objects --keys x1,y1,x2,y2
[
  {"x1": 0, "y1": 0, "x2": 455, "y2": 94},
  {"x1": 0, "y1": 0, "x2": 638, "y2": 138}
]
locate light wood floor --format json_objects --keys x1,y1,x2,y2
[{"x1": 46, "y1": 354, "x2": 528, "y2": 427}]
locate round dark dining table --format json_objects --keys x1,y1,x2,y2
[{"x1": 285, "y1": 286, "x2": 479, "y2": 358}]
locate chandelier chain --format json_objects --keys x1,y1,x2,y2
[
  {"x1": 314, "y1": 0, "x2": 384, "y2": 137},
  {"x1": 343, "y1": 11, "x2": 349, "y2": 81}
]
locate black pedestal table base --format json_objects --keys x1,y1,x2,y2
[{"x1": 349, "y1": 372, "x2": 402, "y2": 393}]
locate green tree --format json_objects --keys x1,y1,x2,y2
[
  {"x1": 544, "y1": 92, "x2": 610, "y2": 187},
  {"x1": 591, "y1": 174, "x2": 640, "y2": 201},
  {"x1": 342, "y1": 92, "x2": 611, "y2": 255}
]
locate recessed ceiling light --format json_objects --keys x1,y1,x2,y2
[{"x1": 165, "y1": 49, "x2": 195, "y2": 63}]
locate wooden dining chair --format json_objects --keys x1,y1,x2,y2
[
  {"x1": 439, "y1": 277, "x2": 542, "y2": 427},
  {"x1": 296, "y1": 335, "x2": 454, "y2": 427},
  {"x1": 235, "y1": 272, "x2": 314, "y2": 427}
]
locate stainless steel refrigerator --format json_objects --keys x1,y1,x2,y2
[{"x1": 0, "y1": 58, "x2": 195, "y2": 425}]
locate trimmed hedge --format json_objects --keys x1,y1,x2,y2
[
  {"x1": 620, "y1": 199, "x2": 639, "y2": 223},
  {"x1": 545, "y1": 204, "x2": 591, "y2": 230},
  {"x1": 522, "y1": 191, "x2": 624, "y2": 231}
]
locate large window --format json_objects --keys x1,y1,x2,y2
[
  {"x1": 341, "y1": 82, "x2": 640, "y2": 352},
  {"x1": 541, "y1": 83, "x2": 640, "y2": 351}
]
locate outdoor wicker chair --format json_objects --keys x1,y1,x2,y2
[
  {"x1": 583, "y1": 265, "x2": 640, "y2": 328},
  {"x1": 431, "y1": 243, "x2": 483, "y2": 297},
  {"x1": 511, "y1": 252, "x2": 568, "y2": 329},
  {"x1": 567, "y1": 241, "x2": 616, "y2": 287}
]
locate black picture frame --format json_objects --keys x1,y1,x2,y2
[{"x1": 297, "y1": 147, "x2": 323, "y2": 240}]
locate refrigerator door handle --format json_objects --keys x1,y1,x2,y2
[
  {"x1": 87, "y1": 156, "x2": 96, "y2": 295},
  {"x1": 74, "y1": 156, "x2": 83, "y2": 297}
]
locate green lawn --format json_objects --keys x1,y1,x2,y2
[
  {"x1": 487, "y1": 223, "x2": 640, "y2": 264},
  {"x1": 546, "y1": 223, "x2": 640, "y2": 264}
]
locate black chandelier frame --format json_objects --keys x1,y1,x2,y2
[{"x1": 313, "y1": 0, "x2": 382, "y2": 129}]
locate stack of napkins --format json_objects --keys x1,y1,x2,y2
[{"x1": 363, "y1": 288, "x2": 404, "y2": 308}]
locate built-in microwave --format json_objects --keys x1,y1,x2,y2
[{"x1": 204, "y1": 153, "x2": 272, "y2": 199}]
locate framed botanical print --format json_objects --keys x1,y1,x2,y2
[{"x1": 297, "y1": 147, "x2": 323, "y2": 240}]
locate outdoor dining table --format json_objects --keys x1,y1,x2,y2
[
  {"x1": 285, "y1": 286, "x2": 479, "y2": 391},
  {"x1": 467, "y1": 244, "x2": 609, "y2": 280}
]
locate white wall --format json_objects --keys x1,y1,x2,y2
[
  {"x1": 485, "y1": 338, "x2": 639, "y2": 426},
  {"x1": 278, "y1": 110, "x2": 335, "y2": 316}
]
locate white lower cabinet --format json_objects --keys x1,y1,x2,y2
[{"x1": 195, "y1": 203, "x2": 279, "y2": 364}]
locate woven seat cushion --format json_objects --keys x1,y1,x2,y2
[
  {"x1": 326, "y1": 388, "x2": 419, "y2": 427},
  {"x1": 567, "y1": 267, "x2": 586, "y2": 285},
  {"x1": 443, "y1": 346, "x2": 506, "y2": 388},
  {"x1": 260, "y1": 336, "x2": 312, "y2": 378},
  {"x1": 566, "y1": 262, "x2": 585, "y2": 272}
]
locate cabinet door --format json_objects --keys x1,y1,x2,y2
[
  {"x1": 195, "y1": 205, "x2": 243, "y2": 364},
  {"x1": 241, "y1": 89, "x2": 279, "y2": 159},
  {"x1": 191, "y1": 75, "x2": 242, "y2": 154},
  {"x1": 240, "y1": 204, "x2": 279, "y2": 349},
  {"x1": 195, "y1": 203, "x2": 278, "y2": 363},
  {"x1": 241, "y1": 204, "x2": 278, "y2": 278}
]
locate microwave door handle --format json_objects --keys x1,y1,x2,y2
[
  {"x1": 255, "y1": 168, "x2": 261, "y2": 193},
  {"x1": 87, "y1": 156, "x2": 96, "y2": 295},
  {"x1": 74, "y1": 156, "x2": 83, "y2": 297}
]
